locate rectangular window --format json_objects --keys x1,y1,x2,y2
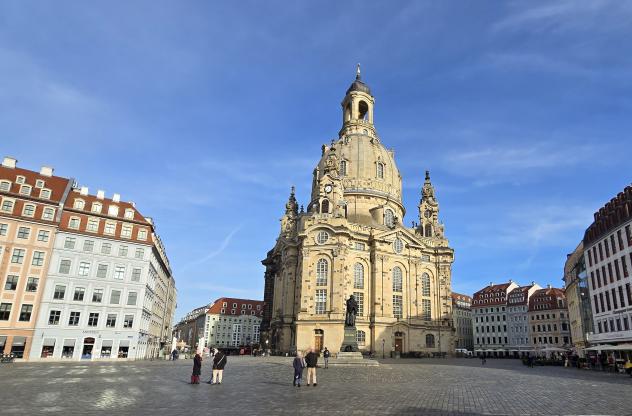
[
  {"x1": 353, "y1": 292, "x2": 364, "y2": 315},
  {"x1": 118, "y1": 245, "x2": 128, "y2": 257},
  {"x1": 106, "y1": 314, "x2": 117, "y2": 328},
  {"x1": 422, "y1": 298, "x2": 431, "y2": 320},
  {"x1": 40, "y1": 189, "x2": 51, "y2": 199},
  {"x1": 22, "y1": 204, "x2": 35, "y2": 217},
  {"x1": 608, "y1": 263, "x2": 614, "y2": 283},
  {"x1": 87, "y1": 312, "x2": 99, "y2": 327},
  {"x1": 594, "y1": 295, "x2": 599, "y2": 314},
  {"x1": 114, "y1": 265, "x2": 125, "y2": 279},
  {"x1": 587, "y1": 250, "x2": 593, "y2": 267},
  {"x1": 53, "y1": 285, "x2": 66, "y2": 300},
  {"x1": 131, "y1": 268, "x2": 141, "y2": 282},
  {"x1": 127, "y1": 292, "x2": 137, "y2": 306},
  {"x1": 18, "y1": 304, "x2": 33, "y2": 321},
  {"x1": 96, "y1": 264, "x2": 108, "y2": 278},
  {"x1": 104, "y1": 222, "x2": 116, "y2": 235},
  {"x1": 393, "y1": 295, "x2": 403, "y2": 318},
  {"x1": 73, "y1": 287, "x2": 85, "y2": 301},
  {"x1": 0, "y1": 303, "x2": 12, "y2": 320},
  {"x1": 315, "y1": 289, "x2": 327, "y2": 314},
  {"x1": 605, "y1": 239, "x2": 610, "y2": 258},
  {"x1": 611, "y1": 235, "x2": 617, "y2": 255},
  {"x1": 590, "y1": 272, "x2": 596, "y2": 290},
  {"x1": 121, "y1": 225, "x2": 132, "y2": 238},
  {"x1": 605, "y1": 291, "x2": 612, "y2": 311},
  {"x1": 110, "y1": 290, "x2": 121, "y2": 305},
  {"x1": 68, "y1": 311, "x2": 80, "y2": 326},
  {"x1": 1, "y1": 199, "x2": 14, "y2": 212},
  {"x1": 612, "y1": 288, "x2": 618, "y2": 309},
  {"x1": 626, "y1": 225, "x2": 632, "y2": 247},
  {"x1": 26, "y1": 277, "x2": 39, "y2": 292},
  {"x1": 48, "y1": 310, "x2": 61, "y2": 325},
  {"x1": 64, "y1": 237, "x2": 76, "y2": 249},
  {"x1": 31, "y1": 251, "x2": 45, "y2": 266},
  {"x1": 68, "y1": 217, "x2": 80, "y2": 229},
  {"x1": 627, "y1": 284, "x2": 632, "y2": 307},
  {"x1": 17, "y1": 226, "x2": 30, "y2": 239},
  {"x1": 138, "y1": 229, "x2": 147, "y2": 240},
  {"x1": 0, "y1": 223, "x2": 7, "y2": 236},
  {"x1": 78, "y1": 262, "x2": 90, "y2": 276},
  {"x1": 622, "y1": 256, "x2": 629, "y2": 278},
  {"x1": 123, "y1": 314, "x2": 134, "y2": 328},
  {"x1": 87, "y1": 218, "x2": 99, "y2": 232},
  {"x1": 599, "y1": 293, "x2": 605, "y2": 312},
  {"x1": 83, "y1": 240, "x2": 94, "y2": 252},
  {"x1": 37, "y1": 230, "x2": 50, "y2": 242},
  {"x1": 11, "y1": 248, "x2": 25, "y2": 264},
  {"x1": 4, "y1": 275, "x2": 18, "y2": 290},
  {"x1": 101, "y1": 242, "x2": 112, "y2": 255},
  {"x1": 19, "y1": 185, "x2": 31, "y2": 196},
  {"x1": 0, "y1": 181, "x2": 9, "y2": 191},
  {"x1": 42, "y1": 207, "x2": 54, "y2": 220},
  {"x1": 615, "y1": 259, "x2": 621, "y2": 280},
  {"x1": 134, "y1": 248, "x2": 144, "y2": 259},
  {"x1": 619, "y1": 286, "x2": 626, "y2": 308},
  {"x1": 59, "y1": 259, "x2": 71, "y2": 274},
  {"x1": 92, "y1": 289, "x2": 103, "y2": 303}
]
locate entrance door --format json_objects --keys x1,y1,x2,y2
[
  {"x1": 314, "y1": 330, "x2": 323, "y2": 352},
  {"x1": 82, "y1": 337, "x2": 95, "y2": 359},
  {"x1": 394, "y1": 332, "x2": 404, "y2": 353}
]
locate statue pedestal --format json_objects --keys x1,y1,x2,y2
[{"x1": 340, "y1": 326, "x2": 359, "y2": 352}]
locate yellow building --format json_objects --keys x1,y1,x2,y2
[{"x1": 261, "y1": 68, "x2": 455, "y2": 356}]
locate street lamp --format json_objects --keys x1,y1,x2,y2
[
  {"x1": 382, "y1": 338, "x2": 385, "y2": 359},
  {"x1": 265, "y1": 339, "x2": 269, "y2": 357}
]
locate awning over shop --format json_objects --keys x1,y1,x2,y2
[
  {"x1": 63, "y1": 339, "x2": 76, "y2": 347},
  {"x1": 101, "y1": 340, "x2": 113, "y2": 347},
  {"x1": 119, "y1": 340, "x2": 130, "y2": 347},
  {"x1": 43, "y1": 338, "x2": 56, "y2": 346},
  {"x1": 586, "y1": 344, "x2": 632, "y2": 351},
  {"x1": 0, "y1": 336, "x2": 6, "y2": 347},
  {"x1": 12, "y1": 336, "x2": 26, "y2": 347}
]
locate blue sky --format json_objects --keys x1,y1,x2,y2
[{"x1": 2, "y1": 1, "x2": 632, "y2": 319}]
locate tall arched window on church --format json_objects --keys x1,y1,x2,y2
[
  {"x1": 340, "y1": 160, "x2": 347, "y2": 176},
  {"x1": 358, "y1": 100, "x2": 369, "y2": 120},
  {"x1": 392, "y1": 266, "x2": 402, "y2": 292},
  {"x1": 425, "y1": 224, "x2": 432, "y2": 237},
  {"x1": 376, "y1": 162, "x2": 384, "y2": 179},
  {"x1": 426, "y1": 334, "x2": 435, "y2": 348},
  {"x1": 421, "y1": 273, "x2": 430, "y2": 296},
  {"x1": 354, "y1": 263, "x2": 364, "y2": 289},
  {"x1": 321, "y1": 199, "x2": 330, "y2": 214},
  {"x1": 384, "y1": 209, "x2": 394, "y2": 227},
  {"x1": 316, "y1": 259, "x2": 328, "y2": 286}
]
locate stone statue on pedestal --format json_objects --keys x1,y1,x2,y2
[
  {"x1": 340, "y1": 295, "x2": 360, "y2": 352},
  {"x1": 345, "y1": 295, "x2": 358, "y2": 327}
]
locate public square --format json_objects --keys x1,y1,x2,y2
[{"x1": 2, "y1": 357, "x2": 631, "y2": 416}]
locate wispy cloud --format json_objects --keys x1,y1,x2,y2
[{"x1": 179, "y1": 224, "x2": 243, "y2": 272}]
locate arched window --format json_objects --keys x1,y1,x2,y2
[
  {"x1": 356, "y1": 330, "x2": 366, "y2": 345},
  {"x1": 340, "y1": 160, "x2": 347, "y2": 176},
  {"x1": 426, "y1": 334, "x2": 435, "y2": 348},
  {"x1": 392, "y1": 266, "x2": 402, "y2": 292},
  {"x1": 377, "y1": 162, "x2": 384, "y2": 179},
  {"x1": 358, "y1": 100, "x2": 369, "y2": 120},
  {"x1": 354, "y1": 263, "x2": 364, "y2": 289},
  {"x1": 425, "y1": 224, "x2": 432, "y2": 237},
  {"x1": 316, "y1": 259, "x2": 328, "y2": 286},
  {"x1": 384, "y1": 209, "x2": 394, "y2": 227},
  {"x1": 74, "y1": 199, "x2": 85, "y2": 210},
  {"x1": 321, "y1": 199, "x2": 330, "y2": 214},
  {"x1": 421, "y1": 273, "x2": 430, "y2": 296}
]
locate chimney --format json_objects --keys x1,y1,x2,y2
[
  {"x1": 508, "y1": 279, "x2": 513, "y2": 283},
  {"x1": 130, "y1": 201, "x2": 136, "y2": 208},
  {"x1": 547, "y1": 284, "x2": 552, "y2": 289},
  {"x1": 2, "y1": 157, "x2": 17, "y2": 169},
  {"x1": 113, "y1": 193, "x2": 121, "y2": 203},
  {"x1": 40, "y1": 166, "x2": 54, "y2": 177},
  {"x1": 489, "y1": 282, "x2": 494, "y2": 286},
  {"x1": 80, "y1": 186, "x2": 89, "y2": 196},
  {"x1": 96, "y1": 190, "x2": 105, "y2": 200}
]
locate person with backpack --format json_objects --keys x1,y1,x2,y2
[
  {"x1": 292, "y1": 351, "x2": 306, "y2": 387},
  {"x1": 323, "y1": 347, "x2": 330, "y2": 369},
  {"x1": 210, "y1": 349, "x2": 227, "y2": 384}
]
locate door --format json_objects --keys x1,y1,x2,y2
[
  {"x1": 394, "y1": 332, "x2": 404, "y2": 353},
  {"x1": 82, "y1": 337, "x2": 95, "y2": 359},
  {"x1": 314, "y1": 330, "x2": 323, "y2": 352}
]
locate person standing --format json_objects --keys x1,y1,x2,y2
[
  {"x1": 211, "y1": 349, "x2": 227, "y2": 385},
  {"x1": 171, "y1": 349, "x2": 178, "y2": 361},
  {"x1": 323, "y1": 347, "x2": 330, "y2": 369},
  {"x1": 191, "y1": 353, "x2": 202, "y2": 384},
  {"x1": 481, "y1": 353, "x2": 486, "y2": 365},
  {"x1": 292, "y1": 352, "x2": 306, "y2": 387},
  {"x1": 305, "y1": 347, "x2": 318, "y2": 386}
]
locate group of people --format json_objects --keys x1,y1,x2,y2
[
  {"x1": 291, "y1": 347, "x2": 330, "y2": 387},
  {"x1": 190, "y1": 348, "x2": 227, "y2": 385}
]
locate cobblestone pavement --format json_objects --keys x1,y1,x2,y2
[{"x1": 1, "y1": 357, "x2": 631, "y2": 415}]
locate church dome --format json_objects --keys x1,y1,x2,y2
[{"x1": 346, "y1": 79, "x2": 371, "y2": 95}]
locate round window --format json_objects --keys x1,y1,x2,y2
[
  {"x1": 316, "y1": 231, "x2": 330, "y2": 245},
  {"x1": 393, "y1": 238, "x2": 404, "y2": 253}
]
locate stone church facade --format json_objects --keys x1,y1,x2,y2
[{"x1": 261, "y1": 68, "x2": 455, "y2": 356}]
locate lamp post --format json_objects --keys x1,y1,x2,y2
[
  {"x1": 265, "y1": 339, "x2": 269, "y2": 357},
  {"x1": 382, "y1": 338, "x2": 385, "y2": 359}
]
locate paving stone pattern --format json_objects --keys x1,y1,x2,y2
[{"x1": 1, "y1": 357, "x2": 631, "y2": 415}]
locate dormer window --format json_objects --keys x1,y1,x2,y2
[
  {"x1": 124, "y1": 209, "x2": 134, "y2": 219},
  {"x1": 73, "y1": 199, "x2": 85, "y2": 210},
  {"x1": 137, "y1": 229, "x2": 148, "y2": 240},
  {"x1": 19, "y1": 185, "x2": 32, "y2": 196},
  {"x1": 16, "y1": 176, "x2": 25, "y2": 185},
  {"x1": 377, "y1": 162, "x2": 384, "y2": 179},
  {"x1": 339, "y1": 160, "x2": 347, "y2": 176},
  {"x1": 35, "y1": 180, "x2": 45, "y2": 188},
  {"x1": 0, "y1": 181, "x2": 10, "y2": 192},
  {"x1": 91, "y1": 202, "x2": 102, "y2": 213},
  {"x1": 108, "y1": 205, "x2": 119, "y2": 216},
  {"x1": 39, "y1": 189, "x2": 51, "y2": 199},
  {"x1": 68, "y1": 217, "x2": 80, "y2": 229},
  {"x1": 22, "y1": 204, "x2": 35, "y2": 217},
  {"x1": 384, "y1": 209, "x2": 394, "y2": 227}
]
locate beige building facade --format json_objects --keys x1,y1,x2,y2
[{"x1": 261, "y1": 68, "x2": 455, "y2": 356}]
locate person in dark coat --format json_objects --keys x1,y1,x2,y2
[
  {"x1": 191, "y1": 353, "x2": 202, "y2": 384},
  {"x1": 292, "y1": 351, "x2": 306, "y2": 387},
  {"x1": 211, "y1": 349, "x2": 227, "y2": 384},
  {"x1": 323, "y1": 347, "x2": 330, "y2": 369},
  {"x1": 305, "y1": 347, "x2": 318, "y2": 386},
  {"x1": 171, "y1": 349, "x2": 178, "y2": 361}
]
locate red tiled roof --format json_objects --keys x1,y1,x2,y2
[
  {"x1": 207, "y1": 297, "x2": 264, "y2": 317},
  {"x1": 472, "y1": 282, "x2": 515, "y2": 307},
  {"x1": 451, "y1": 292, "x2": 472, "y2": 302},
  {"x1": 0, "y1": 165, "x2": 71, "y2": 203},
  {"x1": 528, "y1": 288, "x2": 566, "y2": 311},
  {"x1": 507, "y1": 285, "x2": 536, "y2": 305}
]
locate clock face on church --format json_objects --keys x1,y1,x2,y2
[{"x1": 324, "y1": 184, "x2": 333, "y2": 193}]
